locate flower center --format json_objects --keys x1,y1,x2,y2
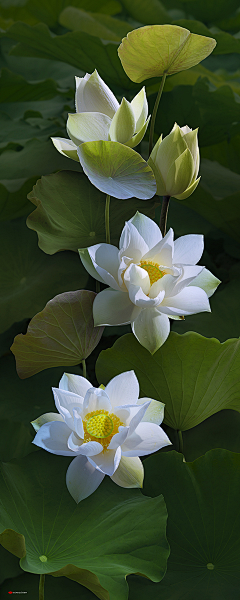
[
  {"x1": 140, "y1": 261, "x2": 165, "y2": 286},
  {"x1": 86, "y1": 414, "x2": 113, "y2": 438},
  {"x1": 83, "y1": 410, "x2": 123, "y2": 451}
]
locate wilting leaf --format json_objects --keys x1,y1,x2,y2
[{"x1": 11, "y1": 290, "x2": 104, "y2": 378}]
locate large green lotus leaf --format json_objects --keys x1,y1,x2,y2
[
  {"x1": 201, "y1": 135, "x2": 240, "y2": 175},
  {"x1": 11, "y1": 290, "x2": 104, "y2": 378},
  {"x1": 0, "y1": 139, "x2": 80, "y2": 186},
  {"x1": 78, "y1": 141, "x2": 156, "y2": 199},
  {"x1": 0, "y1": 219, "x2": 88, "y2": 333},
  {"x1": 0, "y1": 112, "x2": 63, "y2": 148},
  {"x1": 172, "y1": 270, "x2": 240, "y2": 341},
  {"x1": 0, "y1": 355, "x2": 82, "y2": 424},
  {"x1": 161, "y1": 64, "x2": 240, "y2": 95},
  {"x1": 0, "y1": 451, "x2": 169, "y2": 600},
  {"x1": 26, "y1": 170, "x2": 156, "y2": 254},
  {"x1": 96, "y1": 332, "x2": 240, "y2": 431},
  {"x1": 128, "y1": 449, "x2": 240, "y2": 599},
  {"x1": 0, "y1": 68, "x2": 67, "y2": 102},
  {"x1": 59, "y1": 7, "x2": 132, "y2": 41},
  {"x1": 200, "y1": 159, "x2": 240, "y2": 199},
  {"x1": 120, "y1": 0, "x2": 168, "y2": 25},
  {"x1": 118, "y1": 25, "x2": 216, "y2": 83},
  {"x1": 4, "y1": 22, "x2": 132, "y2": 89},
  {"x1": 0, "y1": 177, "x2": 36, "y2": 221},
  {"x1": 174, "y1": 15, "x2": 240, "y2": 43}
]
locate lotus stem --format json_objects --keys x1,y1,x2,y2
[
  {"x1": 39, "y1": 574, "x2": 45, "y2": 600},
  {"x1": 105, "y1": 194, "x2": 111, "y2": 244},
  {"x1": 148, "y1": 72, "x2": 167, "y2": 156},
  {"x1": 82, "y1": 359, "x2": 87, "y2": 379},
  {"x1": 159, "y1": 195, "x2": 170, "y2": 237},
  {"x1": 178, "y1": 430, "x2": 184, "y2": 454}
]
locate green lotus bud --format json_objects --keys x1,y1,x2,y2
[{"x1": 148, "y1": 123, "x2": 201, "y2": 199}]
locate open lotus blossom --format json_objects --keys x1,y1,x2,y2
[
  {"x1": 51, "y1": 69, "x2": 150, "y2": 160},
  {"x1": 32, "y1": 371, "x2": 171, "y2": 502},
  {"x1": 79, "y1": 212, "x2": 220, "y2": 354},
  {"x1": 148, "y1": 123, "x2": 201, "y2": 200}
]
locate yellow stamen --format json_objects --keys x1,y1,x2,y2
[
  {"x1": 140, "y1": 260, "x2": 165, "y2": 285},
  {"x1": 83, "y1": 410, "x2": 123, "y2": 452}
]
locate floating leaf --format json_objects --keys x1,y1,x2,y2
[
  {"x1": 78, "y1": 141, "x2": 156, "y2": 199},
  {"x1": 0, "y1": 219, "x2": 88, "y2": 333},
  {"x1": 27, "y1": 170, "x2": 156, "y2": 255},
  {"x1": 0, "y1": 451, "x2": 169, "y2": 600},
  {"x1": 11, "y1": 290, "x2": 104, "y2": 379},
  {"x1": 118, "y1": 25, "x2": 216, "y2": 83},
  {"x1": 132, "y1": 449, "x2": 240, "y2": 598},
  {"x1": 96, "y1": 332, "x2": 240, "y2": 431}
]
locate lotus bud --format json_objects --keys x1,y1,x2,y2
[{"x1": 148, "y1": 123, "x2": 201, "y2": 199}]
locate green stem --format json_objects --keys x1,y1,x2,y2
[
  {"x1": 148, "y1": 72, "x2": 167, "y2": 156},
  {"x1": 105, "y1": 194, "x2": 111, "y2": 244},
  {"x1": 178, "y1": 430, "x2": 184, "y2": 454},
  {"x1": 82, "y1": 359, "x2": 87, "y2": 379},
  {"x1": 159, "y1": 195, "x2": 170, "y2": 237},
  {"x1": 39, "y1": 574, "x2": 45, "y2": 600}
]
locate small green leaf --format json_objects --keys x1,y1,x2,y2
[
  {"x1": 96, "y1": 332, "x2": 240, "y2": 431},
  {"x1": 78, "y1": 141, "x2": 156, "y2": 199},
  {"x1": 0, "y1": 452, "x2": 169, "y2": 600},
  {"x1": 11, "y1": 290, "x2": 104, "y2": 379},
  {"x1": 118, "y1": 25, "x2": 216, "y2": 83},
  {"x1": 0, "y1": 530, "x2": 26, "y2": 559},
  {"x1": 0, "y1": 219, "x2": 88, "y2": 333},
  {"x1": 27, "y1": 170, "x2": 156, "y2": 254}
]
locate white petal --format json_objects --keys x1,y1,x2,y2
[
  {"x1": 110, "y1": 456, "x2": 144, "y2": 488},
  {"x1": 79, "y1": 247, "x2": 106, "y2": 284},
  {"x1": 67, "y1": 112, "x2": 111, "y2": 145},
  {"x1": 88, "y1": 446, "x2": 121, "y2": 476},
  {"x1": 75, "y1": 70, "x2": 119, "y2": 117},
  {"x1": 73, "y1": 409, "x2": 84, "y2": 439},
  {"x1": 88, "y1": 243, "x2": 120, "y2": 290},
  {"x1": 188, "y1": 268, "x2": 221, "y2": 298},
  {"x1": 142, "y1": 228, "x2": 174, "y2": 267},
  {"x1": 51, "y1": 137, "x2": 79, "y2": 161},
  {"x1": 67, "y1": 431, "x2": 84, "y2": 452},
  {"x1": 66, "y1": 455, "x2": 105, "y2": 503},
  {"x1": 72, "y1": 439, "x2": 103, "y2": 456},
  {"x1": 128, "y1": 284, "x2": 165, "y2": 308},
  {"x1": 93, "y1": 288, "x2": 140, "y2": 326},
  {"x1": 82, "y1": 387, "x2": 112, "y2": 418},
  {"x1": 124, "y1": 263, "x2": 150, "y2": 296},
  {"x1": 31, "y1": 412, "x2": 64, "y2": 432},
  {"x1": 121, "y1": 422, "x2": 171, "y2": 456},
  {"x1": 132, "y1": 308, "x2": 170, "y2": 354},
  {"x1": 105, "y1": 371, "x2": 139, "y2": 409},
  {"x1": 52, "y1": 388, "x2": 83, "y2": 428},
  {"x1": 119, "y1": 221, "x2": 149, "y2": 260},
  {"x1": 167, "y1": 265, "x2": 205, "y2": 297},
  {"x1": 161, "y1": 286, "x2": 211, "y2": 316},
  {"x1": 109, "y1": 97, "x2": 136, "y2": 144},
  {"x1": 126, "y1": 401, "x2": 151, "y2": 436},
  {"x1": 136, "y1": 398, "x2": 165, "y2": 425},
  {"x1": 33, "y1": 421, "x2": 77, "y2": 456},
  {"x1": 129, "y1": 211, "x2": 162, "y2": 250},
  {"x1": 59, "y1": 373, "x2": 92, "y2": 397},
  {"x1": 173, "y1": 234, "x2": 204, "y2": 265},
  {"x1": 108, "y1": 426, "x2": 129, "y2": 449},
  {"x1": 131, "y1": 87, "x2": 148, "y2": 132}
]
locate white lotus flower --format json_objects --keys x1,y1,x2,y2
[
  {"x1": 148, "y1": 123, "x2": 201, "y2": 199},
  {"x1": 32, "y1": 371, "x2": 170, "y2": 503},
  {"x1": 51, "y1": 70, "x2": 150, "y2": 160},
  {"x1": 79, "y1": 212, "x2": 220, "y2": 354}
]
